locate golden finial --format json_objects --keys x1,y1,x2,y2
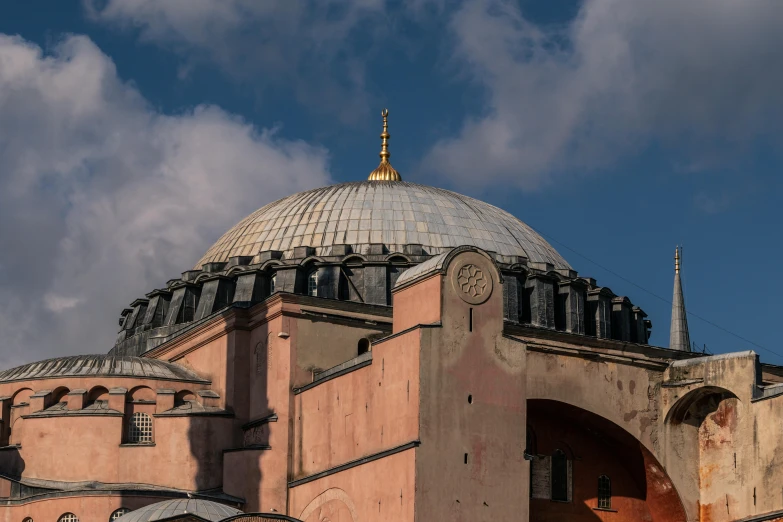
[
  {"x1": 368, "y1": 108, "x2": 401, "y2": 181},
  {"x1": 675, "y1": 246, "x2": 681, "y2": 274}
]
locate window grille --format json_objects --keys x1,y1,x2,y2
[
  {"x1": 58, "y1": 514, "x2": 79, "y2": 522},
  {"x1": 308, "y1": 270, "x2": 318, "y2": 297},
  {"x1": 598, "y1": 475, "x2": 611, "y2": 509},
  {"x1": 551, "y1": 449, "x2": 568, "y2": 501},
  {"x1": 127, "y1": 412, "x2": 153, "y2": 443},
  {"x1": 22, "y1": 518, "x2": 33, "y2": 522},
  {"x1": 269, "y1": 274, "x2": 277, "y2": 294},
  {"x1": 110, "y1": 508, "x2": 130, "y2": 521}
]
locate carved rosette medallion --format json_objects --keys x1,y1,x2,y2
[{"x1": 452, "y1": 260, "x2": 493, "y2": 305}]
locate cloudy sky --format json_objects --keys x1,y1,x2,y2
[{"x1": 1, "y1": 0, "x2": 782, "y2": 368}]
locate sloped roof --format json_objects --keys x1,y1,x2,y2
[{"x1": 0, "y1": 355, "x2": 208, "y2": 384}]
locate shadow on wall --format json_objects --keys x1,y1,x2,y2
[{"x1": 528, "y1": 399, "x2": 687, "y2": 522}]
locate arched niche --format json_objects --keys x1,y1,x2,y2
[
  {"x1": 663, "y1": 386, "x2": 741, "y2": 520},
  {"x1": 86, "y1": 386, "x2": 109, "y2": 406}
]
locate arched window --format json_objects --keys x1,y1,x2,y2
[
  {"x1": 110, "y1": 508, "x2": 130, "y2": 521},
  {"x1": 127, "y1": 412, "x2": 153, "y2": 444},
  {"x1": 308, "y1": 270, "x2": 318, "y2": 297},
  {"x1": 22, "y1": 517, "x2": 33, "y2": 522},
  {"x1": 269, "y1": 274, "x2": 277, "y2": 294},
  {"x1": 58, "y1": 514, "x2": 79, "y2": 522},
  {"x1": 598, "y1": 475, "x2": 611, "y2": 509},
  {"x1": 551, "y1": 449, "x2": 568, "y2": 502},
  {"x1": 358, "y1": 338, "x2": 370, "y2": 355}
]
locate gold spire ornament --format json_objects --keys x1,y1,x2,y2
[
  {"x1": 675, "y1": 246, "x2": 681, "y2": 274},
  {"x1": 368, "y1": 108, "x2": 402, "y2": 181}
]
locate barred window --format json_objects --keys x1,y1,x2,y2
[
  {"x1": 127, "y1": 412, "x2": 153, "y2": 443},
  {"x1": 598, "y1": 475, "x2": 611, "y2": 509},
  {"x1": 23, "y1": 518, "x2": 33, "y2": 522},
  {"x1": 110, "y1": 508, "x2": 130, "y2": 521},
  {"x1": 308, "y1": 270, "x2": 318, "y2": 297},
  {"x1": 58, "y1": 514, "x2": 79, "y2": 522}
]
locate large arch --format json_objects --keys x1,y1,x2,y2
[
  {"x1": 663, "y1": 386, "x2": 741, "y2": 521},
  {"x1": 528, "y1": 399, "x2": 686, "y2": 522}
]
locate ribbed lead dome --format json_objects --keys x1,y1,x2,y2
[
  {"x1": 195, "y1": 181, "x2": 570, "y2": 269},
  {"x1": 114, "y1": 499, "x2": 242, "y2": 522}
]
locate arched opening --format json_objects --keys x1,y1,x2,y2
[
  {"x1": 357, "y1": 338, "x2": 370, "y2": 356},
  {"x1": 269, "y1": 273, "x2": 277, "y2": 295},
  {"x1": 175, "y1": 390, "x2": 197, "y2": 408},
  {"x1": 109, "y1": 508, "x2": 130, "y2": 520},
  {"x1": 8, "y1": 388, "x2": 33, "y2": 444},
  {"x1": 58, "y1": 513, "x2": 79, "y2": 522},
  {"x1": 50, "y1": 386, "x2": 70, "y2": 405},
  {"x1": 528, "y1": 399, "x2": 685, "y2": 522},
  {"x1": 85, "y1": 386, "x2": 109, "y2": 410},
  {"x1": 124, "y1": 386, "x2": 156, "y2": 444},
  {"x1": 664, "y1": 386, "x2": 740, "y2": 520}
]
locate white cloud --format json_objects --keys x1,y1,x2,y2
[
  {"x1": 0, "y1": 34, "x2": 330, "y2": 368},
  {"x1": 423, "y1": 0, "x2": 783, "y2": 190}
]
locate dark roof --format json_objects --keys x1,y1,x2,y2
[{"x1": 0, "y1": 355, "x2": 208, "y2": 384}]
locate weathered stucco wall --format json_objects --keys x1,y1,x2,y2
[
  {"x1": 411, "y1": 250, "x2": 529, "y2": 522},
  {"x1": 293, "y1": 329, "x2": 420, "y2": 478},
  {"x1": 289, "y1": 448, "x2": 415, "y2": 522},
  {"x1": 662, "y1": 351, "x2": 783, "y2": 522}
]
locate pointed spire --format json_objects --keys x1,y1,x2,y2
[
  {"x1": 670, "y1": 246, "x2": 691, "y2": 352},
  {"x1": 368, "y1": 108, "x2": 402, "y2": 181}
]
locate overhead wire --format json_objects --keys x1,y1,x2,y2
[{"x1": 529, "y1": 227, "x2": 782, "y2": 360}]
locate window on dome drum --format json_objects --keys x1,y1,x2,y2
[
  {"x1": 308, "y1": 270, "x2": 318, "y2": 297},
  {"x1": 22, "y1": 518, "x2": 33, "y2": 522},
  {"x1": 598, "y1": 475, "x2": 611, "y2": 509},
  {"x1": 127, "y1": 412, "x2": 153, "y2": 444},
  {"x1": 269, "y1": 274, "x2": 277, "y2": 294},
  {"x1": 58, "y1": 514, "x2": 79, "y2": 522},
  {"x1": 551, "y1": 449, "x2": 569, "y2": 501},
  {"x1": 110, "y1": 508, "x2": 130, "y2": 521}
]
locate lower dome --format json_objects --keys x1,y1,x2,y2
[
  {"x1": 114, "y1": 499, "x2": 242, "y2": 522},
  {"x1": 195, "y1": 181, "x2": 570, "y2": 269}
]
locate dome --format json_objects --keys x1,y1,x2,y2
[
  {"x1": 113, "y1": 499, "x2": 242, "y2": 522},
  {"x1": 0, "y1": 355, "x2": 208, "y2": 383},
  {"x1": 195, "y1": 181, "x2": 570, "y2": 269}
]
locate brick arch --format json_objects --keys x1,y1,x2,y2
[{"x1": 298, "y1": 488, "x2": 358, "y2": 522}]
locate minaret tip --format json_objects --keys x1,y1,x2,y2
[
  {"x1": 675, "y1": 246, "x2": 681, "y2": 274},
  {"x1": 670, "y1": 245, "x2": 691, "y2": 352}
]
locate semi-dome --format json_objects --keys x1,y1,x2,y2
[
  {"x1": 195, "y1": 181, "x2": 570, "y2": 270},
  {"x1": 113, "y1": 499, "x2": 242, "y2": 522},
  {"x1": 0, "y1": 355, "x2": 208, "y2": 384}
]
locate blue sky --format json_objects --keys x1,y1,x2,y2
[{"x1": 0, "y1": 0, "x2": 782, "y2": 367}]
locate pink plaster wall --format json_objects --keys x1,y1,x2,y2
[
  {"x1": 0, "y1": 494, "x2": 199, "y2": 522},
  {"x1": 411, "y1": 251, "x2": 529, "y2": 522},
  {"x1": 289, "y1": 448, "x2": 415, "y2": 522},
  {"x1": 293, "y1": 329, "x2": 420, "y2": 478},
  {"x1": 392, "y1": 275, "x2": 441, "y2": 333}
]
